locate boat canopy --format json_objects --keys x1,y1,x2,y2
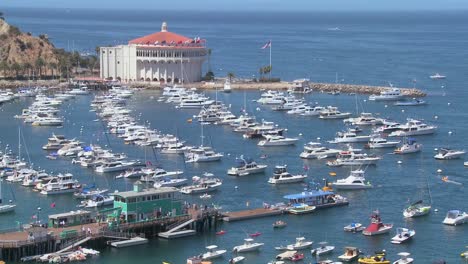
[{"x1": 284, "y1": 190, "x2": 334, "y2": 200}]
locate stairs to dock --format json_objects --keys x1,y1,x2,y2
[{"x1": 158, "y1": 219, "x2": 196, "y2": 239}]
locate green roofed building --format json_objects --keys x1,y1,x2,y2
[{"x1": 112, "y1": 182, "x2": 184, "y2": 223}]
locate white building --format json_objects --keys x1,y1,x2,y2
[{"x1": 100, "y1": 22, "x2": 207, "y2": 83}]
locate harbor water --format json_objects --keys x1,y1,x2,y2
[{"x1": 1, "y1": 8, "x2": 468, "y2": 263}]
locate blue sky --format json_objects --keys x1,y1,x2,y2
[{"x1": 2, "y1": 0, "x2": 468, "y2": 11}]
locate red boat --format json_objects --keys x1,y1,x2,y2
[
  {"x1": 362, "y1": 210, "x2": 393, "y2": 236},
  {"x1": 216, "y1": 230, "x2": 226, "y2": 235},
  {"x1": 249, "y1": 231, "x2": 261, "y2": 237},
  {"x1": 290, "y1": 253, "x2": 304, "y2": 261}
]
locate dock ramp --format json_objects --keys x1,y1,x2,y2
[{"x1": 158, "y1": 219, "x2": 196, "y2": 239}]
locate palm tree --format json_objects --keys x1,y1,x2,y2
[
  {"x1": 35, "y1": 57, "x2": 45, "y2": 78},
  {"x1": 22, "y1": 62, "x2": 32, "y2": 77},
  {"x1": 227, "y1": 72, "x2": 235, "y2": 82},
  {"x1": 95, "y1": 46, "x2": 101, "y2": 56},
  {"x1": 49, "y1": 62, "x2": 58, "y2": 79},
  {"x1": 11, "y1": 62, "x2": 21, "y2": 79},
  {"x1": 259, "y1": 67, "x2": 264, "y2": 79}
]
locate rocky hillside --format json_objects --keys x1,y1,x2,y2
[{"x1": 0, "y1": 19, "x2": 58, "y2": 72}]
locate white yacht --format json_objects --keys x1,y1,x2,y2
[
  {"x1": 257, "y1": 90, "x2": 286, "y2": 105},
  {"x1": 301, "y1": 106, "x2": 325, "y2": 116},
  {"x1": 287, "y1": 104, "x2": 308, "y2": 115},
  {"x1": 0, "y1": 179, "x2": 16, "y2": 214},
  {"x1": 344, "y1": 113, "x2": 384, "y2": 126},
  {"x1": 268, "y1": 165, "x2": 307, "y2": 184},
  {"x1": 232, "y1": 238, "x2": 264, "y2": 253},
  {"x1": 95, "y1": 160, "x2": 136, "y2": 173},
  {"x1": 394, "y1": 139, "x2": 422, "y2": 154},
  {"x1": 280, "y1": 237, "x2": 313, "y2": 250},
  {"x1": 40, "y1": 173, "x2": 81, "y2": 195},
  {"x1": 201, "y1": 245, "x2": 227, "y2": 260},
  {"x1": 442, "y1": 210, "x2": 468, "y2": 225},
  {"x1": 227, "y1": 157, "x2": 267, "y2": 176},
  {"x1": 391, "y1": 228, "x2": 415, "y2": 244},
  {"x1": 327, "y1": 151, "x2": 381, "y2": 167},
  {"x1": 258, "y1": 135, "x2": 298, "y2": 146},
  {"x1": 78, "y1": 195, "x2": 114, "y2": 208},
  {"x1": 328, "y1": 131, "x2": 371, "y2": 144},
  {"x1": 430, "y1": 73, "x2": 446, "y2": 79},
  {"x1": 434, "y1": 148, "x2": 465, "y2": 160},
  {"x1": 319, "y1": 106, "x2": 352, "y2": 119},
  {"x1": 153, "y1": 178, "x2": 188, "y2": 188},
  {"x1": 366, "y1": 137, "x2": 400, "y2": 149},
  {"x1": 180, "y1": 175, "x2": 222, "y2": 194},
  {"x1": 31, "y1": 117, "x2": 63, "y2": 126},
  {"x1": 223, "y1": 80, "x2": 232, "y2": 93},
  {"x1": 299, "y1": 142, "x2": 340, "y2": 159},
  {"x1": 369, "y1": 88, "x2": 403, "y2": 101},
  {"x1": 389, "y1": 119, "x2": 436, "y2": 137},
  {"x1": 184, "y1": 146, "x2": 223, "y2": 163},
  {"x1": 332, "y1": 170, "x2": 372, "y2": 190},
  {"x1": 179, "y1": 97, "x2": 214, "y2": 109},
  {"x1": 311, "y1": 242, "x2": 335, "y2": 256},
  {"x1": 393, "y1": 252, "x2": 414, "y2": 264}
]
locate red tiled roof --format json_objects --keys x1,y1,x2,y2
[{"x1": 129, "y1": 31, "x2": 191, "y2": 45}]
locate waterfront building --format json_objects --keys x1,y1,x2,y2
[
  {"x1": 100, "y1": 22, "x2": 207, "y2": 83},
  {"x1": 111, "y1": 182, "x2": 183, "y2": 222},
  {"x1": 48, "y1": 210, "x2": 92, "y2": 228}
]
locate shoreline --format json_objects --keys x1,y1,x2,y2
[{"x1": 0, "y1": 79, "x2": 426, "y2": 97}]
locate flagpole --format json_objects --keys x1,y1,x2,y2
[{"x1": 269, "y1": 40, "x2": 272, "y2": 78}]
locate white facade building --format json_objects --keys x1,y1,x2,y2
[{"x1": 100, "y1": 22, "x2": 207, "y2": 83}]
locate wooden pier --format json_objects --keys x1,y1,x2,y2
[
  {"x1": 0, "y1": 208, "x2": 220, "y2": 262},
  {"x1": 222, "y1": 208, "x2": 284, "y2": 222}
]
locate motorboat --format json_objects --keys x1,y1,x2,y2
[
  {"x1": 287, "y1": 203, "x2": 316, "y2": 215},
  {"x1": 373, "y1": 122, "x2": 401, "y2": 134},
  {"x1": 319, "y1": 106, "x2": 352, "y2": 119},
  {"x1": 430, "y1": 73, "x2": 446, "y2": 79},
  {"x1": 227, "y1": 157, "x2": 267, "y2": 176},
  {"x1": 328, "y1": 131, "x2": 371, "y2": 144},
  {"x1": 389, "y1": 119, "x2": 436, "y2": 137},
  {"x1": 42, "y1": 134, "x2": 71, "y2": 150},
  {"x1": 393, "y1": 138, "x2": 422, "y2": 154},
  {"x1": 95, "y1": 160, "x2": 136, "y2": 173},
  {"x1": 332, "y1": 170, "x2": 372, "y2": 190},
  {"x1": 358, "y1": 251, "x2": 390, "y2": 264},
  {"x1": 39, "y1": 173, "x2": 81, "y2": 195},
  {"x1": 229, "y1": 256, "x2": 245, "y2": 263},
  {"x1": 327, "y1": 152, "x2": 381, "y2": 167},
  {"x1": 394, "y1": 99, "x2": 426, "y2": 106},
  {"x1": 391, "y1": 228, "x2": 415, "y2": 244},
  {"x1": 275, "y1": 250, "x2": 297, "y2": 261},
  {"x1": 311, "y1": 242, "x2": 335, "y2": 256},
  {"x1": 366, "y1": 137, "x2": 400, "y2": 149},
  {"x1": 268, "y1": 165, "x2": 307, "y2": 184},
  {"x1": 362, "y1": 211, "x2": 393, "y2": 236},
  {"x1": 442, "y1": 210, "x2": 468, "y2": 225},
  {"x1": 369, "y1": 88, "x2": 403, "y2": 101},
  {"x1": 78, "y1": 194, "x2": 114, "y2": 208},
  {"x1": 286, "y1": 237, "x2": 313, "y2": 250},
  {"x1": 199, "y1": 193, "x2": 211, "y2": 199},
  {"x1": 392, "y1": 252, "x2": 413, "y2": 264},
  {"x1": 338, "y1": 247, "x2": 360, "y2": 262},
  {"x1": 69, "y1": 86, "x2": 90, "y2": 95},
  {"x1": 223, "y1": 80, "x2": 232, "y2": 93},
  {"x1": 257, "y1": 90, "x2": 287, "y2": 105},
  {"x1": 201, "y1": 245, "x2": 227, "y2": 260},
  {"x1": 403, "y1": 200, "x2": 431, "y2": 218},
  {"x1": 301, "y1": 106, "x2": 325, "y2": 116},
  {"x1": 258, "y1": 135, "x2": 298, "y2": 147},
  {"x1": 31, "y1": 117, "x2": 64, "y2": 126},
  {"x1": 290, "y1": 252, "x2": 304, "y2": 261},
  {"x1": 461, "y1": 247, "x2": 468, "y2": 259},
  {"x1": 0, "y1": 179, "x2": 16, "y2": 213},
  {"x1": 73, "y1": 187, "x2": 108, "y2": 199},
  {"x1": 180, "y1": 175, "x2": 222, "y2": 194},
  {"x1": 153, "y1": 177, "x2": 188, "y2": 188},
  {"x1": 434, "y1": 148, "x2": 465, "y2": 160},
  {"x1": 184, "y1": 146, "x2": 223, "y2": 163},
  {"x1": 287, "y1": 104, "x2": 308, "y2": 115},
  {"x1": 232, "y1": 238, "x2": 264, "y2": 253},
  {"x1": 300, "y1": 142, "x2": 341, "y2": 159},
  {"x1": 343, "y1": 223, "x2": 365, "y2": 232},
  {"x1": 344, "y1": 113, "x2": 384, "y2": 126},
  {"x1": 273, "y1": 220, "x2": 287, "y2": 228}
]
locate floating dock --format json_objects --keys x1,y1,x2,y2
[{"x1": 222, "y1": 208, "x2": 284, "y2": 222}]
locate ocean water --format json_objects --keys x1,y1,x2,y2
[{"x1": 0, "y1": 8, "x2": 467, "y2": 263}]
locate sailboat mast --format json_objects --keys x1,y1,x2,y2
[
  {"x1": 200, "y1": 122, "x2": 204, "y2": 147},
  {"x1": 18, "y1": 127, "x2": 21, "y2": 161}
]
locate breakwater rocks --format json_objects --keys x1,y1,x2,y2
[{"x1": 132, "y1": 80, "x2": 426, "y2": 97}]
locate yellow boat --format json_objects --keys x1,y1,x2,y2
[{"x1": 358, "y1": 251, "x2": 390, "y2": 264}]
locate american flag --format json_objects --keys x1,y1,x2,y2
[{"x1": 261, "y1": 41, "x2": 271, "y2": 49}]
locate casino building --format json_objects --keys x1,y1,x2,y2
[{"x1": 100, "y1": 22, "x2": 207, "y2": 83}]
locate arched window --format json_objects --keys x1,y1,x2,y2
[
  {"x1": 153, "y1": 78, "x2": 158, "y2": 82},
  {"x1": 145, "y1": 78, "x2": 151, "y2": 82}
]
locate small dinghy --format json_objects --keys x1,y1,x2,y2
[
  {"x1": 273, "y1": 220, "x2": 287, "y2": 228},
  {"x1": 249, "y1": 231, "x2": 261, "y2": 237},
  {"x1": 391, "y1": 228, "x2": 415, "y2": 244},
  {"x1": 344, "y1": 222, "x2": 365, "y2": 232},
  {"x1": 290, "y1": 252, "x2": 304, "y2": 261},
  {"x1": 216, "y1": 230, "x2": 226, "y2": 235},
  {"x1": 200, "y1": 193, "x2": 212, "y2": 199}
]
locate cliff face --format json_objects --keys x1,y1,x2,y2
[{"x1": 0, "y1": 19, "x2": 58, "y2": 67}]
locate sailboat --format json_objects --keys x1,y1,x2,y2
[
  {"x1": 0, "y1": 179, "x2": 16, "y2": 213},
  {"x1": 185, "y1": 123, "x2": 223, "y2": 163},
  {"x1": 403, "y1": 168, "x2": 432, "y2": 218},
  {"x1": 223, "y1": 79, "x2": 232, "y2": 93}
]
